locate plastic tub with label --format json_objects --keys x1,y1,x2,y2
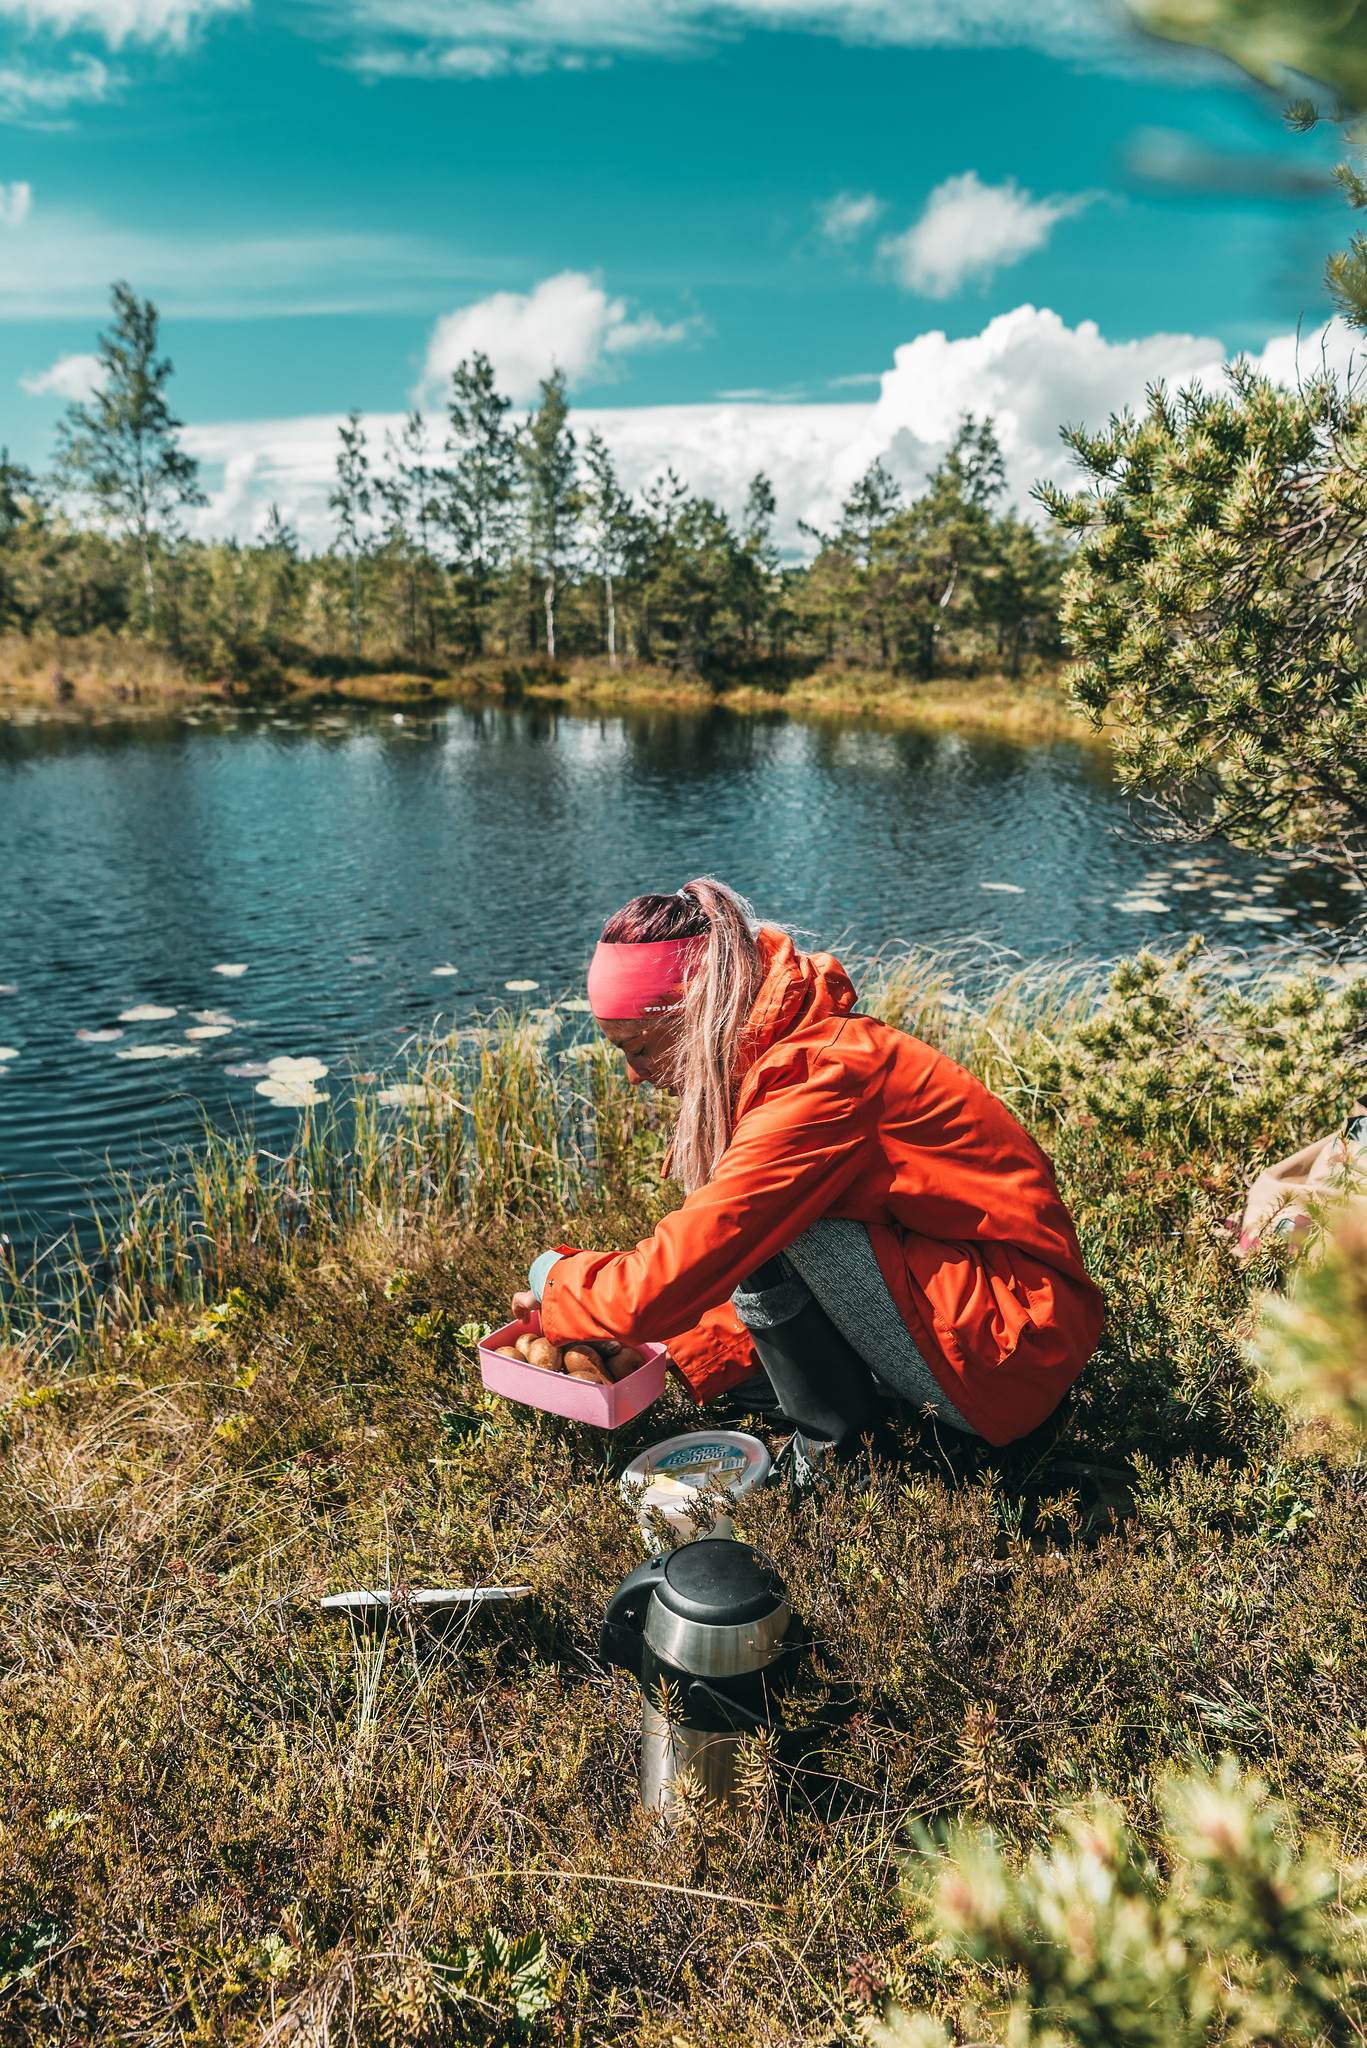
[{"x1": 620, "y1": 1429, "x2": 772, "y2": 1549}]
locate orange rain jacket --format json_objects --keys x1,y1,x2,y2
[{"x1": 540, "y1": 930, "x2": 1103, "y2": 1446}]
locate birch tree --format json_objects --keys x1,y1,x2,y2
[
  {"x1": 521, "y1": 368, "x2": 578, "y2": 660},
  {"x1": 582, "y1": 431, "x2": 632, "y2": 666}
]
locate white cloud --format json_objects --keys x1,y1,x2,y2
[
  {"x1": 882, "y1": 171, "x2": 1096, "y2": 297},
  {"x1": 818, "y1": 190, "x2": 884, "y2": 243},
  {"x1": 180, "y1": 307, "x2": 1358, "y2": 562},
  {"x1": 418, "y1": 270, "x2": 695, "y2": 403},
  {"x1": 0, "y1": 52, "x2": 115, "y2": 115},
  {"x1": 0, "y1": 0, "x2": 242, "y2": 46},
  {"x1": 20, "y1": 348, "x2": 102, "y2": 397},
  {"x1": 0, "y1": 180, "x2": 30, "y2": 223},
  {"x1": 333, "y1": 0, "x2": 1128, "y2": 79}
]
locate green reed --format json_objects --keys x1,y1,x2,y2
[{"x1": 0, "y1": 1006, "x2": 667, "y2": 1364}]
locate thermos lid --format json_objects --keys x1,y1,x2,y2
[{"x1": 653, "y1": 1538, "x2": 786, "y2": 1629}]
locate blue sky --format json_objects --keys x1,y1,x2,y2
[{"x1": 0, "y1": 0, "x2": 1350, "y2": 534}]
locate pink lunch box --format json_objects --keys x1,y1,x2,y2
[{"x1": 478, "y1": 1315, "x2": 667, "y2": 1429}]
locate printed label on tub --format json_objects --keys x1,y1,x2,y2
[{"x1": 654, "y1": 1441, "x2": 749, "y2": 1476}]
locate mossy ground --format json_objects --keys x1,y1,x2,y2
[{"x1": 2, "y1": 947, "x2": 1365, "y2": 2043}]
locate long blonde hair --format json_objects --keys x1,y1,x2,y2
[{"x1": 599, "y1": 876, "x2": 765, "y2": 1191}]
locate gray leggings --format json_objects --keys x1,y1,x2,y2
[{"x1": 732, "y1": 1216, "x2": 977, "y2": 1434}]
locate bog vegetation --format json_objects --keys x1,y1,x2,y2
[
  {"x1": 6, "y1": 940, "x2": 1367, "y2": 2043},
  {"x1": 0, "y1": 285, "x2": 1065, "y2": 697}
]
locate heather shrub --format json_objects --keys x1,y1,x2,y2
[{"x1": 2, "y1": 947, "x2": 1367, "y2": 2042}]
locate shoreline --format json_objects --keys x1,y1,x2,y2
[{"x1": 0, "y1": 642, "x2": 1094, "y2": 742}]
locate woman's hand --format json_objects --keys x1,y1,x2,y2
[{"x1": 511, "y1": 1288, "x2": 537, "y2": 1323}]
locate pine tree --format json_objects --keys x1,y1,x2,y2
[
  {"x1": 440, "y1": 352, "x2": 517, "y2": 654},
  {"x1": 0, "y1": 450, "x2": 36, "y2": 630},
  {"x1": 1037, "y1": 366, "x2": 1367, "y2": 874},
  {"x1": 875, "y1": 417, "x2": 1003, "y2": 678},
  {"x1": 521, "y1": 368, "x2": 578, "y2": 662},
  {"x1": 328, "y1": 409, "x2": 371, "y2": 663},
  {"x1": 55, "y1": 282, "x2": 205, "y2": 630},
  {"x1": 737, "y1": 471, "x2": 779, "y2": 653}
]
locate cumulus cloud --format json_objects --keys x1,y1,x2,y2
[
  {"x1": 20, "y1": 349, "x2": 102, "y2": 398},
  {"x1": 882, "y1": 171, "x2": 1095, "y2": 297},
  {"x1": 180, "y1": 307, "x2": 1358, "y2": 560},
  {"x1": 0, "y1": 0, "x2": 243, "y2": 45},
  {"x1": 0, "y1": 180, "x2": 30, "y2": 223},
  {"x1": 418, "y1": 270, "x2": 696, "y2": 403},
  {"x1": 334, "y1": 0, "x2": 1125, "y2": 80},
  {"x1": 818, "y1": 191, "x2": 884, "y2": 243}
]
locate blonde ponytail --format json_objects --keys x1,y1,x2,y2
[{"x1": 670, "y1": 878, "x2": 764, "y2": 1191}]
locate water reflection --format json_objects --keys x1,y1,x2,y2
[{"x1": 0, "y1": 699, "x2": 1347, "y2": 1251}]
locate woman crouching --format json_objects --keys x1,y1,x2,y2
[{"x1": 512, "y1": 878, "x2": 1102, "y2": 1480}]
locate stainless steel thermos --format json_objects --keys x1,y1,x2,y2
[{"x1": 599, "y1": 1538, "x2": 800, "y2": 1811}]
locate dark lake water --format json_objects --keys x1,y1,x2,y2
[{"x1": 0, "y1": 700, "x2": 1354, "y2": 1258}]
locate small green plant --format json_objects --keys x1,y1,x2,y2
[
  {"x1": 0, "y1": 1917, "x2": 61, "y2": 1994},
  {"x1": 435, "y1": 1927, "x2": 558, "y2": 2037}
]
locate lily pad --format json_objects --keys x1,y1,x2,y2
[
  {"x1": 76, "y1": 1028, "x2": 123, "y2": 1043},
  {"x1": 0, "y1": 985, "x2": 15, "y2": 996},
  {"x1": 432, "y1": 966, "x2": 458, "y2": 977},
  {"x1": 192, "y1": 1010, "x2": 234, "y2": 1025},
  {"x1": 980, "y1": 882, "x2": 1025, "y2": 894},
  {"x1": 348, "y1": 956, "x2": 377, "y2": 966},
  {"x1": 212, "y1": 963, "x2": 249, "y2": 978},
  {"x1": 186, "y1": 1025, "x2": 232, "y2": 1040},
  {"x1": 116, "y1": 1043, "x2": 198, "y2": 1061},
  {"x1": 119, "y1": 1004, "x2": 177, "y2": 1022},
  {"x1": 256, "y1": 1076, "x2": 327, "y2": 1108},
  {"x1": 561, "y1": 998, "x2": 592, "y2": 1013},
  {"x1": 266, "y1": 1055, "x2": 329, "y2": 1081},
  {"x1": 0, "y1": 1047, "x2": 18, "y2": 1061},
  {"x1": 1115, "y1": 898, "x2": 1169, "y2": 913},
  {"x1": 376, "y1": 1083, "x2": 428, "y2": 1106},
  {"x1": 504, "y1": 979, "x2": 539, "y2": 992},
  {"x1": 224, "y1": 1062, "x2": 269, "y2": 1077}
]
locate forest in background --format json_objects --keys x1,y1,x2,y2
[{"x1": 0, "y1": 286, "x2": 1067, "y2": 698}]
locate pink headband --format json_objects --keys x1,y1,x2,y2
[{"x1": 587, "y1": 938, "x2": 706, "y2": 1019}]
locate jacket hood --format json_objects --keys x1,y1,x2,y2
[{"x1": 738, "y1": 928, "x2": 856, "y2": 1074}]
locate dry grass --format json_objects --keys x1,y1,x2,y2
[
  {"x1": 3, "y1": 951, "x2": 1367, "y2": 2042},
  {"x1": 0, "y1": 637, "x2": 1087, "y2": 742},
  {"x1": 0, "y1": 634, "x2": 208, "y2": 720},
  {"x1": 514, "y1": 658, "x2": 1085, "y2": 740}
]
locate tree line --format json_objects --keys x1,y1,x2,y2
[{"x1": 0, "y1": 284, "x2": 1066, "y2": 686}]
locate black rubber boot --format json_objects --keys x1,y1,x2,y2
[{"x1": 741, "y1": 1293, "x2": 887, "y2": 1460}]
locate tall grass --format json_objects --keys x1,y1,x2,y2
[{"x1": 1, "y1": 1011, "x2": 669, "y2": 1365}]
